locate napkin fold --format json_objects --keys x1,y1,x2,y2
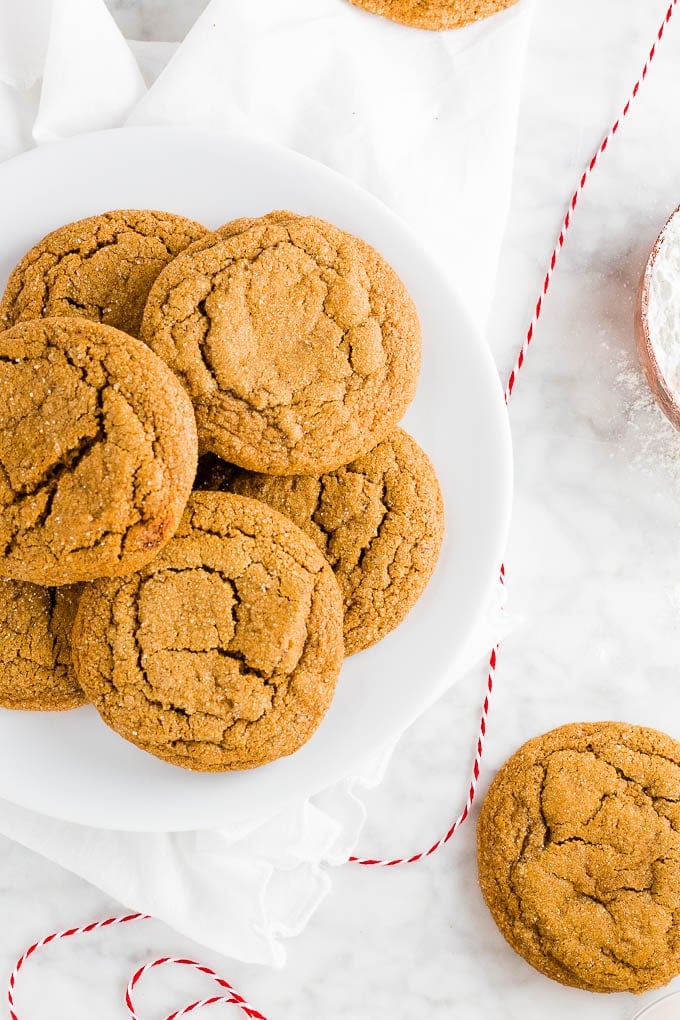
[
  {"x1": 0, "y1": 750, "x2": 393, "y2": 964},
  {"x1": 0, "y1": 0, "x2": 528, "y2": 965},
  {"x1": 33, "y1": 0, "x2": 146, "y2": 142},
  {"x1": 127, "y1": 0, "x2": 534, "y2": 330}
]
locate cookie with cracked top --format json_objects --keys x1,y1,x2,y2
[
  {"x1": 0, "y1": 579, "x2": 85, "y2": 710},
  {"x1": 347, "y1": 0, "x2": 519, "y2": 30},
  {"x1": 0, "y1": 209, "x2": 207, "y2": 338},
  {"x1": 227, "y1": 428, "x2": 444, "y2": 654},
  {"x1": 140, "y1": 211, "x2": 422, "y2": 475},
  {"x1": 71, "y1": 491, "x2": 344, "y2": 772},
  {"x1": 477, "y1": 721, "x2": 680, "y2": 993},
  {"x1": 0, "y1": 317, "x2": 198, "y2": 586}
]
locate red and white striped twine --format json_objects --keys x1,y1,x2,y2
[
  {"x1": 348, "y1": 566, "x2": 504, "y2": 866},
  {"x1": 125, "y1": 955, "x2": 269, "y2": 1020},
  {"x1": 6, "y1": 3, "x2": 677, "y2": 1016},
  {"x1": 8, "y1": 914, "x2": 269, "y2": 1020},
  {"x1": 351, "y1": 0, "x2": 678, "y2": 864},
  {"x1": 7, "y1": 914, "x2": 148, "y2": 1020},
  {"x1": 504, "y1": 0, "x2": 678, "y2": 404}
]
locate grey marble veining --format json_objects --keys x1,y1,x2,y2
[
  {"x1": 3, "y1": 1, "x2": 680, "y2": 1018},
  {"x1": 105, "y1": 0, "x2": 209, "y2": 40}
]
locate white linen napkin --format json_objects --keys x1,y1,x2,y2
[
  {"x1": 126, "y1": 0, "x2": 533, "y2": 329},
  {"x1": 0, "y1": 0, "x2": 529, "y2": 965}
]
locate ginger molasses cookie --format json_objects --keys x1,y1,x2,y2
[
  {"x1": 177, "y1": 211, "x2": 307, "y2": 266},
  {"x1": 0, "y1": 317, "x2": 197, "y2": 586},
  {"x1": 0, "y1": 580, "x2": 85, "y2": 710},
  {"x1": 229, "y1": 428, "x2": 444, "y2": 654},
  {"x1": 477, "y1": 722, "x2": 680, "y2": 994},
  {"x1": 71, "y1": 492, "x2": 344, "y2": 771},
  {"x1": 0, "y1": 209, "x2": 207, "y2": 338},
  {"x1": 347, "y1": 0, "x2": 519, "y2": 31},
  {"x1": 140, "y1": 212, "x2": 421, "y2": 475}
]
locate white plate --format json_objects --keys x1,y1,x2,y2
[
  {"x1": 0, "y1": 127, "x2": 512, "y2": 831},
  {"x1": 632, "y1": 993, "x2": 680, "y2": 1019}
]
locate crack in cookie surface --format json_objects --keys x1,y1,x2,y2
[
  {"x1": 140, "y1": 212, "x2": 421, "y2": 474},
  {"x1": 225, "y1": 428, "x2": 444, "y2": 654},
  {"x1": 0, "y1": 209, "x2": 207, "y2": 338},
  {"x1": 71, "y1": 492, "x2": 344, "y2": 772},
  {"x1": 477, "y1": 722, "x2": 680, "y2": 993},
  {"x1": 0, "y1": 317, "x2": 198, "y2": 585}
]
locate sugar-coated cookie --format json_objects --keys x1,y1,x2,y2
[
  {"x1": 0, "y1": 317, "x2": 197, "y2": 585},
  {"x1": 0, "y1": 209, "x2": 207, "y2": 338},
  {"x1": 227, "y1": 428, "x2": 444, "y2": 654},
  {"x1": 348, "y1": 0, "x2": 519, "y2": 31},
  {"x1": 0, "y1": 580, "x2": 85, "y2": 710},
  {"x1": 140, "y1": 212, "x2": 421, "y2": 475},
  {"x1": 71, "y1": 492, "x2": 345, "y2": 772},
  {"x1": 477, "y1": 722, "x2": 680, "y2": 993}
]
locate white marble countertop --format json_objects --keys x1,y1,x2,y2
[{"x1": 3, "y1": 0, "x2": 680, "y2": 1017}]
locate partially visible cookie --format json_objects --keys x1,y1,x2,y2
[
  {"x1": 347, "y1": 0, "x2": 519, "y2": 31},
  {"x1": 0, "y1": 580, "x2": 85, "y2": 710},
  {"x1": 71, "y1": 492, "x2": 345, "y2": 772},
  {"x1": 228, "y1": 428, "x2": 444, "y2": 654},
  {"x1": 182, "y1": 210, "x2": 300, "y2": 258},
  {"x1": 140, "y1": 211, "x2": 422, "y2": 475},
  {"x1": 0, "y1": 209, "x2": 207, "y2": 338},
  {"x1": 0, "y1": 317, "x2": 198, "y2": 586},
  {"x1": 477, "y1": 722, "x2": 680, "y2": 994}
]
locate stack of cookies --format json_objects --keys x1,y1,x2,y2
[{"x1": 0, "y1": 208, "x2": 444, "y2": 771}]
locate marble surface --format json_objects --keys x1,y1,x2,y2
[
  {"x1": 104, "y1": 0, "x2": 208, "y2": 40},
  {"x1": 3, "y1": 0, "x2": 680, "y2": 1017}
]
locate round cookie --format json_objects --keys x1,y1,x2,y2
[
  {"x1": 477, "y1": 722, "x2": 680, "y2": 994},
  {"x1": 71, "y1": 491, "x2": 345, "y2": 772},
  {"x1": 0, "y1": 317, "x2": 198, "y2": 586},
  {"x1": 347, "y1": 0, "x2": 519, "y2": 31},
  {"x1": 0, "y1": 209, "x2": 207, "y2": 338},
  {"x1": 140, "y1": 211, "x2": 421, "y2": 475},
  {"x1": 0, "y1": 580, "x2": 85, "y2": 710},
  {"x1": 227, "y1": 428, "x2": 444, "y2": 654}
]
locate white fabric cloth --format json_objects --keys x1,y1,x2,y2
[
  {"x1": 0, "y1": 0, "x2": 529, "y2": 965},
  {"x1": 0, "y1": 750, "x2": 394, "y2": 964}
]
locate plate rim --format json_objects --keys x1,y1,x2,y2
[{"x1": 0, "y1": 125, "x2": 513, "y2": 830}]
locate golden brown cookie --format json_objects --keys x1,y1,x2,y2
[
  {"x1": 182, "y1": 210, "x2": 299, "y2": 258},
  {"x1": 0, "y1": 209, "x2": 207, "y2": 338},
  {"x1": 228, "y1": 428, "x2": 444, "y2": 654},
  {"x1": 347, "y1": 0, "x2": 519, "y2": 31},
  {"x1": 140, "y1": 211, "x2": 421, "y2": 475},
  {"x1": 0, "y1": 317, "x2": 198, "y2": 586},
  {"x1": 71, "y1": 492, "x2": 345, "y2": 772},
  {"x1": 477, "y1": 722, "x2": 680, "y2": 994},
  {"x1": 0, "y1": 580, "x2": 85, "y2": 710}
]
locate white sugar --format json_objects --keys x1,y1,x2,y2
[{"x1": 648, "y1": 209, "x2": 680, "y2": 397}]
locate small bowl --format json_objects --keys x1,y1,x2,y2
[{"x1": 636, "y1": 204, "x2": 680, "y2": 430}]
